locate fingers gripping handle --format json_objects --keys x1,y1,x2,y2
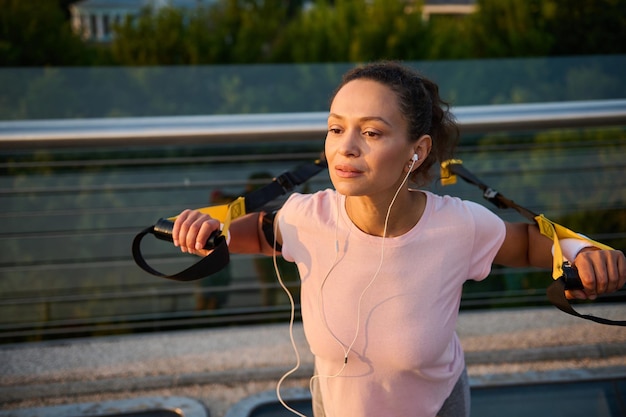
[
  {"x1": 132, "y1": 219, "x2": 230, "y2": 281},
  {"x1": 152, "y1": 218, "x2": 222, "y2": 250}
]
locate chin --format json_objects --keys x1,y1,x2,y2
[
  {"x1": 332, "y1": 184, "x2": 367, "y2": 197},
  {"x1": 330, "y1": 175, "x2": 370, "y2": 197}
]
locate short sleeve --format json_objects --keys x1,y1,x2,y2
[{"x1": 466, "y1": 201, "x2": 506, "y2": 281}]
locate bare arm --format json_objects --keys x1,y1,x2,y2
[
  {"x1": 494, "y1": 221, "x2": 626, "y2": 300},
  {"x1": 172, "y1": 209, "x2": 281, "y2": 257},
  {"x1": 493, "y1": 222, "x2": 553, "y2": 269},
  {"x1": 230, "y1": 211, "x2": 282, "y2": 256}
]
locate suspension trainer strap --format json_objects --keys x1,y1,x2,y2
[
  {"x1": 546, "y1": 273, "x2": 626, "y2": 326},
  {"x1": 132, "y1": 158, "x2": 327, "y2": 281},
  {"x1": 132, "y1": 226, "x2": 230, "y2": 281},
  {"x1": 536, "y1": 216, "x2": 625, "y2": 326},
  {"x1": 441, "y1": 160, "x2": 625, "y2": 326}
]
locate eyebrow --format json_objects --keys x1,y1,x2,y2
[{"x1": 327, "y1": 113, "x2": 393, "y2": 127}]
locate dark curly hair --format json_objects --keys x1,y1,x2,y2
[{"x1": 331, "y1": 61, "x2": 459, "y2": 186}]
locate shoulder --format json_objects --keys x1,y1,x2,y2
[
  {"x1": 282, "y1": 189, "x2": 337, "y2": 214},
  {"x1": 280, "y1": 189, "x2": 338, "y2": 229},
  {"x1": 425, "y1": 191, "x2": 505, "y2": 236},
  {"x1": 424, "y1": 192, "x2": 506, "y2": 278},
  {"x1": 427, "y1": 192, "x2": 493, "y2": 217},
  {"x1": 278, "y1": 189, "x2": 338, "y2": 260}
]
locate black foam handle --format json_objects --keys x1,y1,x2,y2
[
  {"x1": 561, "y1": 264, "x2": 584, "y2": 291},
  {"x1": 152, "y1": 218, "x2": 222, "y2": 250}
]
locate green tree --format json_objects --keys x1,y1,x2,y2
[
  {"x1": 227, "y1": 0, "x2": 291, "y2": 63},
  {"x1": 348, "y1": 0, "x2": 427, "y2": 61},
  {"x1": 466, "y1": 0, "x2": 554, "y2": 58},
  {"x1": 271, "y1": 0, "x2": 354, "y2": 62},
  {"x1": 272, "y1": 0, "x2": 428, "y2": 63},
  {"x1": 110, "y1": 6, "x2": 190, "y2": 65},
  {"x1": 110, "y1": 1, "x2": 293, "y2": 65},
  {"x1": 189, "y1": 0, "x2": 291, "y2": 64},
  {"x1": 425, "y1": 16, "x2": 474, "y2": 60},
  {"x1": 546, "y1": 0, "x2": 626, "y2": 55},
  {"x1": 0, "y1": 0, "x2": 91, "y2": 66}
]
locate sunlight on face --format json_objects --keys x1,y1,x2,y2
[{"x1": 325, "y1": 79, "x2": 414, "y2": 198}]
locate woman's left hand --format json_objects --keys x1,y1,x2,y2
[{"x1": 567, "y1": 249, "x2": 626, "y2": 300}]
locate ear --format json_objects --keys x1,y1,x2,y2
[{"x1": 412, "y1": 134, "x2": 432, "y2": 163}]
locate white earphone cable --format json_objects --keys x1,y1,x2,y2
[
  {"x1": 274, "y1": 215, "x2": 308, "y2": 417},
  {"x1": 338, "y1": 156, "x2": 416, "y2": 362}
]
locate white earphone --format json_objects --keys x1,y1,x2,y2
[{"x1": 408, "y1": 153, "x2": 419, "y2": 172}]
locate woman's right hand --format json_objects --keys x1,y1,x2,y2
[{"x1": 172, "y1": 209, "x2": 222, "y2": 256}]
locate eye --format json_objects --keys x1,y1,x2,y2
[
  {"x1": 328, "y1": 126, "x2": 343, "y2": 135},
  {"x1": 363, "y1": 130, "x2": 380, "y2": 138}
]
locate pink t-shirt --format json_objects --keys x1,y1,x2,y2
[{"x1": 279, "y1": 189, "x2": 506, "y2": 417}]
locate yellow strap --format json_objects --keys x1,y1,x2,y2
[
  {"x1": 166, "y1": 196, "x2": 247, "y2": 235},
  {"x1": 219, "y1": 196, "x2": 246, "y2": 235},
  {"x1": 440, "y1": 159, "x2": 463, "y2": 186},
  {"x1": 534, "y1": 214, "x2": 614, "y2": 279}
]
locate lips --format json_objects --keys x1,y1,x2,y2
[{"x1": 334, "y1": 164, "x2": 364, "y2": 178}]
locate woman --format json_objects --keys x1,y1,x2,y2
[{"x1": 172, "y1": 61, "x2": 626, "y2": 417}]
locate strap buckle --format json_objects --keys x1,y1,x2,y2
[
  {"x1": 483, "y1": 187, "x2": 509, "y2": 209},
  {"x1": 275, "y1": 171, "x2": 298, "y2": 192}
]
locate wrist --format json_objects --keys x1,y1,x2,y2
[
  {"x1": 553, "y1": 238, "x2": 594, "y2": 261},
  {"x1": 220, "y1": 223, "x2": 231, "y2": 246}
]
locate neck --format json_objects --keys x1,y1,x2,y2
[{"x1": 345, "y1": 190, "x2": 425, "y2": 238}]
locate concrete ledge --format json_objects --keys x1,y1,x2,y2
[
  {"x1": 465, "y1": 341, "x2": 626, "y2": 365},
  {"x1": 1, "y1": 305, "x2": 625, "y2": 416},
  {"x1": 469, "y1": 364, "x2": 626, "y2": 387},
  {"x1": 0, "y1": 366, "x2": 314, "y2": 403},
  {"x1": 2, "y1": 341, "x2": 625, "y2": 403},
  {"x1": 0, "y1": 396, "x2": 209, "y2": 417}
]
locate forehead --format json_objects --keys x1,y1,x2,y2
[{"x1": 330, "y1": 79, "x2": 401, "y2": 118}]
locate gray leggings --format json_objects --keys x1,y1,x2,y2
[
  {"x1": 311, "y1": 368, "x2": 470, "y2": 417},
  {"x1": 437, "y1": 368, "x2": 470, "y2": 417}
]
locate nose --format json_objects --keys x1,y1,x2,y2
[{"x1": 336, "y1": 128, "x2": 361, "y2": 158}]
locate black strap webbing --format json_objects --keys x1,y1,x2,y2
[
  {"x1": 132, "y1": 227, "x2": 229, "y2": 281},
  {"x1": 547, "y1": 277, "x2": 626, "y2": 326}
]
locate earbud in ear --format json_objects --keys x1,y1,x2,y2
[{"x1": 412, "y1": 153, "x2": 419, "y2": 162}]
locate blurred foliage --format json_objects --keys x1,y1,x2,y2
[
  {"x1": 465, "y1": 0, "x2": 553, "y2": 58},
  {"x1": 2, "y1": 56, "x2": 625, "y2": 120},
  {"x1": 0, "y1": 0, "x2": 94, "y2": 66},
  {"x1": 2, "y1": 0, "x2": 626, "y2": 67}
]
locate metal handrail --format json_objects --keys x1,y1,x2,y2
[{"x1": 1, "y1": 99, "x2": 625, "y2": 148}]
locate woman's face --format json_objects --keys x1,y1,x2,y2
[{"x1": 325, "y1": 79, "x2": 415, "y2": 199}]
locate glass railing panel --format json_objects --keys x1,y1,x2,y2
[{"x1": 1, "y1": 55, "x2": 625, "y2": 120}]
